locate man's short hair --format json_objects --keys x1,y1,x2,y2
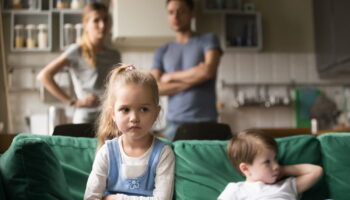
[{"x1": 166, "y1": 0, "x2": 194, "y2": 10}]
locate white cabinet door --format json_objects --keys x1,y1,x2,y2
[{"x1": 112, "y1": 0, "x2": 175, "y2": 47}]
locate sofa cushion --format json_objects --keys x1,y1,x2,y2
[
  {"x1": 20, "y1": 134, "x2": 96, "y2": 200},
  {"x1": 0, "y1": 134, "x2": 71, "y2": 200},
  {"x1": 173, "y1": 135, "x2": 328, "y2": 200},
  {"x1": 0, "y1": 133, "x2": 97, "y2": 200},
  {"x1": 0, "y1": 155, "x2": 6, "y2": 200},
  {"x1": 173, "y1": 140, "x2": 240, "y2": 200},
  {"x1": 318, "y1": 133, "x2": 350, "y2": 200},
  {"x1": 276, "y1": 135, "x2": 329, "y2": 200}
]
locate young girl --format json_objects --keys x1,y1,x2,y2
[
  {"x1": 84, "y1": 65, "x2": 175, "y2": 200},
  {"x1": 218, "y1": 130, "x2": 323, "y2": 200},
  {"x1": 37, "y1": 2, "x2": 121, "y2": 124}
]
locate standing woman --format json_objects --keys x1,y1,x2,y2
[{"x1": 37, "y1": 2, "x2": 121, "y2": 124}]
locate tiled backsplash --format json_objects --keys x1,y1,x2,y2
[
  {"x1": 9, "y1": 51, "x2": 344, "y2": 133},
  {"x1": 217, "y1": 52, "x2": 319, "y2": 132}
]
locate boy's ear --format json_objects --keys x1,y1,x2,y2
[{"x1": 239, "y1": 162, "x2": 250, "y2": 177}]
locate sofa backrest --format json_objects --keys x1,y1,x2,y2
[
  {"x1": 172, "y1": 135, "x2": 329, "y2": 200},
  {"x1": 1, "y1": 133, "x2": 341, "y2": 200},
  {"x1": 318, "y1": 133, "x2": 350, "y2": 200},
  {"x1": 0, "y1": 133, "x2": 97, "y2": 200},
  {"x1": 0, "y1": 158, "x2": 6, "y2": 200}
]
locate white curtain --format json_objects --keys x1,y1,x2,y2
[{"x1": 0, "y1": 8, "x2": 12, "y2": 133}]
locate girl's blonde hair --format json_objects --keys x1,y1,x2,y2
[
  {"x1": 95, "y1": 64, "x2": 160, "y2": 150},
  {"x1": 81, "y1": 2, "x2": 109, "y2": 67}
]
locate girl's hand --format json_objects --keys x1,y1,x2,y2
[
  {"x1": 102, "y1": 194, "x2": 117, "y2": 200},
  {"x1": 75, "y1": 94, "x2": 100, "y2": 108}
]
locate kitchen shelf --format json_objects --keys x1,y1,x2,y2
[
  {"x1": 59, "y1": 11, "x2": 83, "y2": 50},
  {"x1": 10, "y1": 11, "x2": 52, "y2": 52},
  {"x1": 2, "y1": 0, "x2": 44, "y2": 11},
  {"x1": 50, "y1": 0, "x2": 85, "y2": 12},
  {"x1": 221, "y1": 80, "x2": 350, "y2": 88},
  {"x1": 202, "y1": 0, "x2": 242, "y2": 13},
  {"x1": 220, "y1": 80, "x2": 350, "y2": 108},
  {"x1": 200, "y1": 1, "x2": 263, "y2": 52},
  {"x1": 2, "y1": 0, "x2": 86, "y2": 52},
  {"x1": 223, "y1": 12, "x2": 262, "y2": 51}
]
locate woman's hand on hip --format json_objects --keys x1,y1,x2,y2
[{"x1": 75, "y1": 94, "x2": 100, "y2": 108}]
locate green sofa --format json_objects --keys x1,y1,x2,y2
[{"x1": 0, "y1": 133, "x2": 349, "y2": 200}]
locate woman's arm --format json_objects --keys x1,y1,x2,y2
[
  {"x1": 37, "y1": 55, "x2": 73, "y2": 105},
  {"x1": 37, "y1": 55, "x2": 100, "y2": 107},
  {"x1": 279, "y1": 164, "x2": 323, "y2": 193}
]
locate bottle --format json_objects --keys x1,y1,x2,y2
[
  {"x1": 14, "y1": 24, "x2": 25, "y2": 48},
  {"x1": 56, "y1": 0, "x2": 65, "y2": 9},
  {"x1": 71, "y1": 0, "x2": 84, "y2": 9},
  {"x1": 37, "y1": 24, "x2": 48, "y2": 49},
  {"x1": 311, "y1": 118, "x2": 318, "y2": 135},
  {"x1": 74, "y1": 23, "x2": 83, "y2": 43},
  {"x1": 64, "y1": 23, "x2": 75, "y2": 47},
  {"x1": 26, "y1": 24, "x2": 37, "y2": 49},
  {"x1": 28, "y1": 0, "x2": 38, "y2": 10},
  {"x1": 12, "y1": 0, "x2": 22, "y2": 9}
]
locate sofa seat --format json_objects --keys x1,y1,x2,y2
[{"x1": 1, "y1": 133, "x2": 350, "y2": 200}]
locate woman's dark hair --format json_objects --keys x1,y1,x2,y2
[{"x1": 166, "y1": 0, "x2": 194, "y2": 10}]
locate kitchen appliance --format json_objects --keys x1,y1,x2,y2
[{"x1": 48, "y1": 106, "x2": 67, "y2": 134}]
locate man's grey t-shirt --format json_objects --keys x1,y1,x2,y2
[
  {"x1": 62, "y1": 44, "x2": 121, "y2": 123},
  {"x1": 152, "y1": 33, "x2": 222, "y2": 123}
]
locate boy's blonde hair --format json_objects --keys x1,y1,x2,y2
[
  {"x1": 95, "y1": 64, "x2": 159, "y2": 150},
  {"x1": 227, "y1": 130, "x2": 278, "y2": 174},
  {"x1": 81, "y1": 2, "x2": 110, "y2": 67}
]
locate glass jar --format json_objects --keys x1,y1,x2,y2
[
  {"x1": 37, "y1": 24, "x2": 48, "y2": 49},
  {"x1": 71, "y1": 0, "x2": 84, "y2": 9},
  {"x1": 14, "y1": 24, "x2": 25, "y2": 48},
  {"x1": 26, "y1": 24, "x2": 37, "y2": 49},
  {"x1": 64, "y1": 23, "x2": 75, "y2": 47},
  {"x1": 12, "y1": 0, "x2": 22, "y2": 9},
  {"x1": 56, "y1": 0, "x2": 69, "y2": 9},
  {"x1": 74, "y1": 23, "x2": 83, "y2": 43},
  {"x1": 28, "y1": 0, "x2": 39, "y2": 10}
]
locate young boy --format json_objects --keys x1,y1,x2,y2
[{"x1": 218, "y1": 130, "x2": 323, "y2": 200}]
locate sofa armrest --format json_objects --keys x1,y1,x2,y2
[
  {"x1": 0, "y1": 155, "x2": 6, "y2": 200},
  {"x1": 0, "y1": 134, "x2": 72, "y2": 200}
]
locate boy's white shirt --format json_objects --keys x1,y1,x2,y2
[
  {"x1": 84, "y1": 137, "x2": 175, "y2": 200},
  {"x1": 217, "y1": 177, "x2": 298, "y2": 200}
]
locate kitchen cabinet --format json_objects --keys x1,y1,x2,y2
[
  {"x1": 1, "y1": 0, "x2": 86, "y2": 52},
  {"x1": 223, "y1": 12, "x2": 262, "y2": 51},
  {"x1": 10, "y1": 11, "x2": 52, "y2": 52},
  {"x1": 2, "y1": 0, "x2": 43, "y2": 11},
  {"x1": 313, "y1": 0, "x2": 350, "y2": 78},
  {"x1": 201, "y1": 1, "x2": 262, "y2": 51},
  {"x1": 202, "y1": 0, "x2": 241, "y2": 13},
  {"x1": 112, "y1": 0, "x2": 176, "y2": 48},
  {"x1": 59, "y1": 11, "x2": 82, "y2": 50}
]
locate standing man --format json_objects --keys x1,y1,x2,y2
[{"x1": 151, "y1": 0, "x2": 222, "y2": 140}]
